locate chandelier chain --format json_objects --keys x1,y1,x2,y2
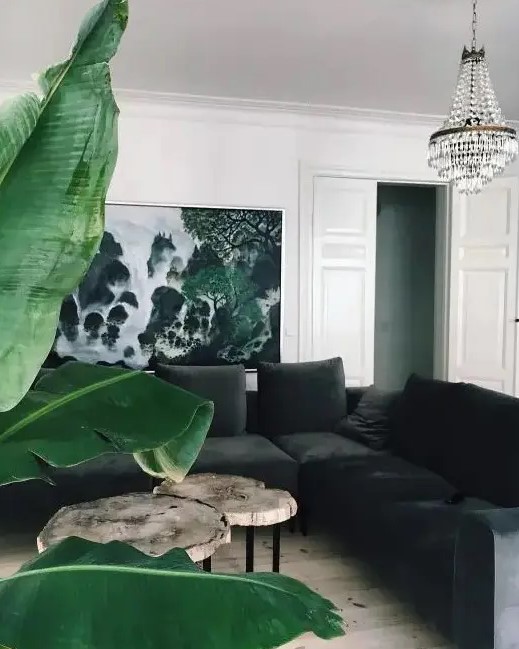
[{"x1": 471, "y1": 0, "x2": 478, "y2": 50}]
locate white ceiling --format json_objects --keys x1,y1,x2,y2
[{"x1": 1, "y1": 0, "x2": 519, "y2": 118}]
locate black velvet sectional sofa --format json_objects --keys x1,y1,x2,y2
[{"x1": 4, "y1": 358, "x2": 519, "y2": 649}]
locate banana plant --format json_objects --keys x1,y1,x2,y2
[
  {"x1": 0, "y1": 0, "x2": 128, "y2": 412},
  {"x1": 0, "y1": 361, "x2": 214, "y2": 485},
  {"x1": 0, "y1": 538, "x2": 343, "y2": 649}
]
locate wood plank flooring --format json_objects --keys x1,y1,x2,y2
[{"x1": 0, "y1": 525, "x2": 453, "y2": 649}]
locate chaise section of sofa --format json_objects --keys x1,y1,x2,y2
[
  {"x1": 310, "y1": 373, "x2": 519, "y2": 648},
  {"x1": 454, "y1": 506, "x2": 519, "y2": 649}
]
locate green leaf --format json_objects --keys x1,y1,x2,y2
[
  {"x1": 0, "y1": 0, "x2": 128, "y2": 412},
  {"x1": 0, "y1": 361, "x2": 214, "y2": 486},
  {"x1": 0, "y1": 538, "x2": 344, "y2": 649}
]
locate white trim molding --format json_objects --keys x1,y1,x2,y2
[
  {"x1": 0, "y1": 79, "x2": 519, "y2": 130},
  {"x1": 114, "y1": 88, "x2": 447, "y2": 126},
  {"x1": 0, "y1": 77, "x2": 444, "y2": 129}
]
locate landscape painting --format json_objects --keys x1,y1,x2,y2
[{"x1": 52, "y1": 204, "x2": 282, "y2": 369}]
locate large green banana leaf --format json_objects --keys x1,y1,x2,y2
[
  {"x1": 0, "y1": 537, "x2": 344, "y2": 649},
  {"x1": 0, "y1": 0, "x2": 128, "y2": 412},
  {"x1": 0, "y1": 361, "x2": 214, "y2": 486}
]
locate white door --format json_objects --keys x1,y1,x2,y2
[
  {"x1": 448, "y1": 177, "x2": 519, "y2": 394},
  {"x1": 304, "y1": 175, "x2": 377, "y2": 387}
]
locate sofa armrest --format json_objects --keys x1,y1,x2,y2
[{"x1": 455, "y1": 508, "x2": 519, "y2": 649}]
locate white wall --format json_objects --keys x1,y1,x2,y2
[
  {"x1": 3, "y1": 86, "x2": 519, "y2": 365},
  {"x1": 375, "y1": 184, "x2": 437, "y2": 390},
  {"x1": 109, "y1": 94, "x2": 463, "y2": 363}
]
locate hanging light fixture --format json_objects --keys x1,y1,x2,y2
[{"x1": 428, "y1": 0, "x2": 518, "y2": 194}]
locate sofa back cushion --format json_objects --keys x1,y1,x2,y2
[
  {"x1": 392, "y1": 374, "x2": 464, "y2": 469},
  {"x1": 257, "y1": 357, "x2": 347, "y2": 436},
  {"x1": 248, "y1": 387, "x2": 355, "y2": 435},
  {"x1": 246, "y1": 391, "x2": 259, "y2": 434},
  {"x1": 155, "y1": 364, "x2": 247, "y2": 437},
  {"x1": 446, "y1": 383, "x2": 519, "y2": 507},
  {"x1": 393, "y1": 374, "x2": 519, "y2": 507}
]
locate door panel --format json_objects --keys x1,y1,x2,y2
[
  {"x1": 310, "y1": 176, "x2": 377, "y2": 386},
  {"x1": 448, "y1": 177, "x2": 519, "y2": 394}
]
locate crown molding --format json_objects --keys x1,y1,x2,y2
[
  {"x1": 113, "y1": 87, "x2": 447, "y2": 127},
  {"x1": 1, "y1": 77, "x2": 517, "y2": 131},
  {"x1": 0, "y1": 77, "x2": 443, "y2": 127}
]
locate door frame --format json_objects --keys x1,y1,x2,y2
[{"x1": 299, "y1": 162, "x2": 451, "y2": 381}]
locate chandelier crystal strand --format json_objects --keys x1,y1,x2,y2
[{"x1": 427, "y1": 0, "x2": 518, "y2": 194}]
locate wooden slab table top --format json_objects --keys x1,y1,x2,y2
[
  {"x1": 37, "y1": 492, "x2": 231, "y2": 564},
  {"x1": 155, "y1": 473, "x2": 298, "y2": 572}
]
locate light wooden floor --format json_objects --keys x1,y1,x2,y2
[{"x1": 0, "y1": 525, "x2": 453, "y2": 649}]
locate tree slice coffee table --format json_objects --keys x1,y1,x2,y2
[
  {"x1": 155, "y1": 474, "x2": 298, "y2": 572},
  {"x1": 37, "y1": 492, "x2": 231, "y2": 566}
]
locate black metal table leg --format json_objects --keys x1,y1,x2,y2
[
  {"x1": 272, "y1": 523, "x2": 281, "y2": 572},
  {"x1": 288, "y1": 517, "x2": 296, "y2": 534},
  {"x1": 202, "y1": 556, "x2": 212, "y2": 572},
  {"x1": 299, "y1": 506, "x2": 308, "y2": 537},
  {"x1": 246, "y1": 526, "x2": 255, "y2": 572}
]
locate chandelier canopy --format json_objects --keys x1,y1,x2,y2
[{"x1": 428, "y1": 0, "x2": 518, "y2": 194}]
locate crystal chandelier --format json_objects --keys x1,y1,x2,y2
[{"x1": 428, "y1": 0, "x2": 518, "y2": 194}]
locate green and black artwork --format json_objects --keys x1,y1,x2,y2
[{"x1": 52, "y1": 204, "x2": 282, "y2": 369}]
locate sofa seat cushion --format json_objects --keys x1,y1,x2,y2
[
  {"x1": 273, "y1": 432, "x2": 380, "y2": 464},
  {"x1": 46, "y1": 454, "x2": 151, "y2": 505},
  {"x1": 191, "y1": 435, "x2": 298, "y2": 495},
  {"x1": 49, "y1": 454, "x2": 143, "y2": 481},
  {"x1": 155, "y1": 364, "x2": 247, "y2": 437},
  {"x1": 258, "y1": 358, "x2": 347, "y2": 436},
  {"x1": 300, "y1": 454, "x2": 454, "y2": 534},
  {"x1": 1, "y1": 455, "x2": 150, "y2": 529},
  {"x1": 311, "y1": 454, "x2": 455, "y2": 514}
]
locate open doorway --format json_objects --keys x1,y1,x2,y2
[{"x1": 374, "y1": 183, "x2": 438, "y2": 390}]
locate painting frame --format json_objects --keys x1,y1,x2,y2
[{"x1": 52, "y1": 200, "x2": 285, "y2": 371}]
